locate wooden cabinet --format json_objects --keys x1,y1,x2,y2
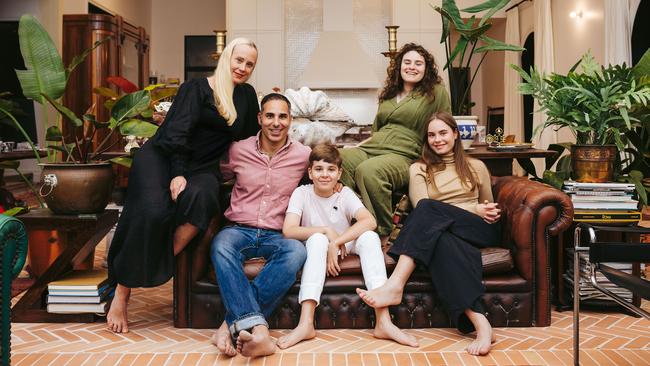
[{"x1": 62, "y1": 14, "x2": 149, "y2": 186}]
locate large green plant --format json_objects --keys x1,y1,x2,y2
[
  {"x1": 432, "y1": 0, "x2": 525, "y2": 115},
  {"x1": 14, "y1": 14, "x2": 158, "y2": 164},
  {"x1": 513, "y1": 49, "x2": 650, "y2": 205},
  {"x1": 512, "y1": 50, "x2": 650, "y2": 151}
]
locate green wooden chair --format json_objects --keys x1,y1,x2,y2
[{"x1": 0, "y1": 214, "x2": 28, "y2": 366}]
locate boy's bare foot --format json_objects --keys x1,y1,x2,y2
[
  {"x1": 374, "y1": 319, "x2": 419, "y2": 347},
  {"x1": 465, "y1": 312, "x2": 495, "y2": 356},
  {"x1": 356, "y1": 283, "x2": 403, "y2": 308},
  {"x1": 211, "y1": 321, "x2": 236, "y2": 356},
  {"x1": 277, "y1": 322, "x2": 316, "y2": 349},
  {"x1": 236, "y1": 326, "x2": 277, "y2": 357},
  {"x1": 106, "y1": 285, "x2": 130, "y2": 333}
]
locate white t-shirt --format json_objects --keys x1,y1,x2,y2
[{"x1": 286, "y1": 185, "x2": 365, "y2": 244}]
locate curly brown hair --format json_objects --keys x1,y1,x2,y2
[
  {"x1": 378, "y1": 43, "x2": 442, "y2": 102},
  {"x1": 419, "y1": 112, "x2": 478, "y2": 192}
]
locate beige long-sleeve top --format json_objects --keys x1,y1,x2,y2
[{"x1": 408, "y1": 153, "x2": 493, "y2": 216}]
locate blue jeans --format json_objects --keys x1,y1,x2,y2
[{"x1": 210, "y1": 225, "x2": 307, "y2": 337}]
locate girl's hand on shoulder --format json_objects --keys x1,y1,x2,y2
[
  {"x1": 170, "y1": 176, "x2": 187, "y2": 201},
  {"x1": 327, "y1": 242, "x2": 341, "y2": 277}
]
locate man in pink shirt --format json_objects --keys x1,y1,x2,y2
[{"x1": 210, "y1": 93, "x2": 310, "y2": 358}]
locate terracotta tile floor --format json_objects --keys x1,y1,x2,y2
[{"x1": 10, "y1": 240, "x2": 650, "y2": 365}]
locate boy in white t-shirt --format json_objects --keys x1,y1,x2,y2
[{"x1": 277, "y1": 144, "x2": 418, "y2": 349}]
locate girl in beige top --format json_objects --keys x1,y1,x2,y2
[{"x1": 357, "y1": 112, "x2": 501, "y2": 356}]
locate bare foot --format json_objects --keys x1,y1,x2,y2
[
  {"x1": 374, "y1": 319, "x2": 419, "y2": 347},
  {"x1": 106, "y1": 285, "x2": 130, "y2": 333},
  {"x1": 277, "y1": 322, "x2": 316, "y2": 349},
  {"x1": 356, "y1": 283, "x2": 403, "y2": 308},
  {"x1": 236, "y1": 327, "x2": 277, "y2": 357},
  {"x1": 465, "y1": 313, "x2": 495, "y2": 356},
  {"x1": 211, "y1": 321, "x2": 236, "y2": 356}
]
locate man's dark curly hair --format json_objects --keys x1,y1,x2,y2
[{"x1": 378, "y1": 43, "x2": 442, "y2": 102}]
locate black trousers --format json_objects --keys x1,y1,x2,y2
[
  {"x1": 108, "y1": 142, "x2": 221, "y2": 288},
  {"x1": 388, "y1": 199, "x2": 501, "y2": 333}
]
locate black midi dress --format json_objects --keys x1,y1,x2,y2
[{"x1": 108, "y1": 78, "x2": 260, "y2": 288}]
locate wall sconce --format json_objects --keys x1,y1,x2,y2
[
  {"x1": 569, "y1": 10, "x2": 583, "y2": 19},
  {"x1": 381, "y1": 25, "x2": 400, "y2": 58},
  {"x1": 211, "y1": 30, "x2": 227, "y2": 61}
]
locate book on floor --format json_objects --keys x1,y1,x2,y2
[
  {"x1": 47, "y1": 285, "x2": 110, "y2": 297},
  {"x1": 46, "y1": 302, "x2": 109, "y2": 314},
  {"x1": 47, "y1": 286, "x2": 114, "y2": 304},
  {"x1": 47, "y1": 269, "x2": 109, "y2": 291}
]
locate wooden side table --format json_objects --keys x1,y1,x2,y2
[{"x1": 11, "y1": 208, "x2": 119, "y2": 323}]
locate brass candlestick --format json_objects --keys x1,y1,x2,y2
[
  {"x1": 381, "y1": 25, "x2": 400, "y2": 58},
  {"x1": 211, "y1": 30, "x2": 227, "y2": 61}
]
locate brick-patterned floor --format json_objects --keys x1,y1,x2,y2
[{"x1": 10, "y1": 240, "x2": 650, "y2": 365}]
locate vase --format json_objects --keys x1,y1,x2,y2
[
  {"x1": 571, "y1": 145, "x2": 617, "y2": 183},
  {"x1": 454, "y1": 115, "x2": 478, "y2": 150},
  {"x1": 38, "y1": 162, "x2": 115, "y2": 214}
]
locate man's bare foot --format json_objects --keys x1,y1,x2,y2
[
  {"x1": 277, "y1": 322, "x2": 316, "y2": 349},
  {"x1": 106, "y1": 285, "x2": 130, "y2": 333},
  {"x1": 356, "y1": 282, "x2": 403, "y2": 308},
  {"x1": 236, "y1": 326, "x2": 277, "y2": 357},
  {"x1": 465, "y1": 312, "x2": 495, "y2": 356},
  {"x1": 374, "y1": 319, "x2": 419, "y2": 347},
  {"x1": 211, "y1": 321, "x2": 236, "y2": 356}
]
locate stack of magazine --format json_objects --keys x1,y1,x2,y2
[
  {"x1": 564, "y1": 248, "x2": 633, "y2": 303},
  {"x1": 563, "y1": 181, "x2": 641, "y2": 223},
  {"x1": 47, "y1": 270, "x2": 113, "y2": 314}
]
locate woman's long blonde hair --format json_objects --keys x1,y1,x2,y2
[{"x1": 212, "y1": 37, "x2": 257, "y2": 125}]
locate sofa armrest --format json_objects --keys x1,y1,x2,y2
[{"x1": 491, "y1": 176, "x2": 573, "y2": 326}]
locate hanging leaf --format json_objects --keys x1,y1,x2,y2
[
  {"x1": 15, "y1": 14, "x2": 66, "y2": 104},
  {"x1": 45, "y1": 126, "x2": 63, "y2": 141},
  {"x1": 107, "y1": 76, "x2": 139, "y2": 93},
  {"x1": 111, "y1": 90, "x2": 151, "y2": 122},
  {"x1": 109, "y1": 156, "x2": 133, "y2": 168},
  {"x1": 66, "y1": 37, "x2": 112, "y2": 78},
  {"x1": 475, "y1": 36, "x2": 525, "y2": 53},
  {"x1": 463, "y1": 0, "x2": 512, "y2": 26},
  {"x1": 93, "y1": 86, "x2": 119, "y2": 99},
  {"x1": 119, "y1": 119, "x2": 158, "y2": 137},
  {"x1": 41, "y1": 93, "x2": 82, "y2": 127}
]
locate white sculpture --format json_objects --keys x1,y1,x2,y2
[{"x1": 284, "y1": 87, "x2": 354, "y2": 147}]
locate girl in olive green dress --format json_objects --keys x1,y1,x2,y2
[{"x1": 340, "y1": 43, "x2": 451, "y2": 238}]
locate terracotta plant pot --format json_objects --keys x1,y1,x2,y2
[
  {"x1": 571, "y1": 144, "x2": 617, "y2": 183},
  {"x1": 39, "y1": 162, "x2": 115, "y2": 214}
]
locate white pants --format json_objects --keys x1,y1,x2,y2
[{"x1": 298, "y1": 231, "x2": 387, "y2": 304}]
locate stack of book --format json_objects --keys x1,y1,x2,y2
[
  {"x1": 564, "y1": 248, "x2": 633, "y2": 304},
  {"x1": 562, "y1": 181, "x2": 641, "y2": 223},
  {"x1": 47, "y1": 270, "x2": 113, "y2": 314}
]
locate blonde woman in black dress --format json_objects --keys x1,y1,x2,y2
[{"x1": 107, "y1": 38, "x2": 260, "y2": 333}]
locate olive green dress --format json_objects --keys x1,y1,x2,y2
[{"x1": 340, "y1": 84, "x2": 451, "y2": 235}]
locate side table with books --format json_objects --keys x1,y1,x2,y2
[
  {"x1": 11, "y1": 208, "x2": 118, "y2": 322},
  {"x1": 555, "y1": 181, "x2": 644, "y2": 310}
]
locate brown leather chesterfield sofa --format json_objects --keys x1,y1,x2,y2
[{"x1": 174, "y1": 176, "x2": 573, "y2": 329}]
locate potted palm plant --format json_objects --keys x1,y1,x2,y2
[
  {"x1": 512, "y1": 49, "x2": 650, "y2": 203},
  {"x1": 14, "y1": 14, "x2": 161, "y2": 214},
  {"x1": 432, "y1": 0, "x2": 525, "y2": 148}
]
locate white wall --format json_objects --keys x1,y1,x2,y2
[
  {"x1": 226, "y1": 0, "x2": 284, "y2": 95},
  {"x1": 151, "y1": 0, "x2": 225, "y2": 83}
]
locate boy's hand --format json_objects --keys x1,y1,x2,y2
[
  {"x1": 326, "y1": 242, "x2": 340, "y2": 277},
  {"x1": 323, "y1": 227, "x2": 338, "y2": 243},
  {"x1": 338, "y1": 242, "x2": 348, "y2": 260}
]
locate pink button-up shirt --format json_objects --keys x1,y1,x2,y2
[{"x1": 221, "y1": 134, "x2": 311, "y2": 231}]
